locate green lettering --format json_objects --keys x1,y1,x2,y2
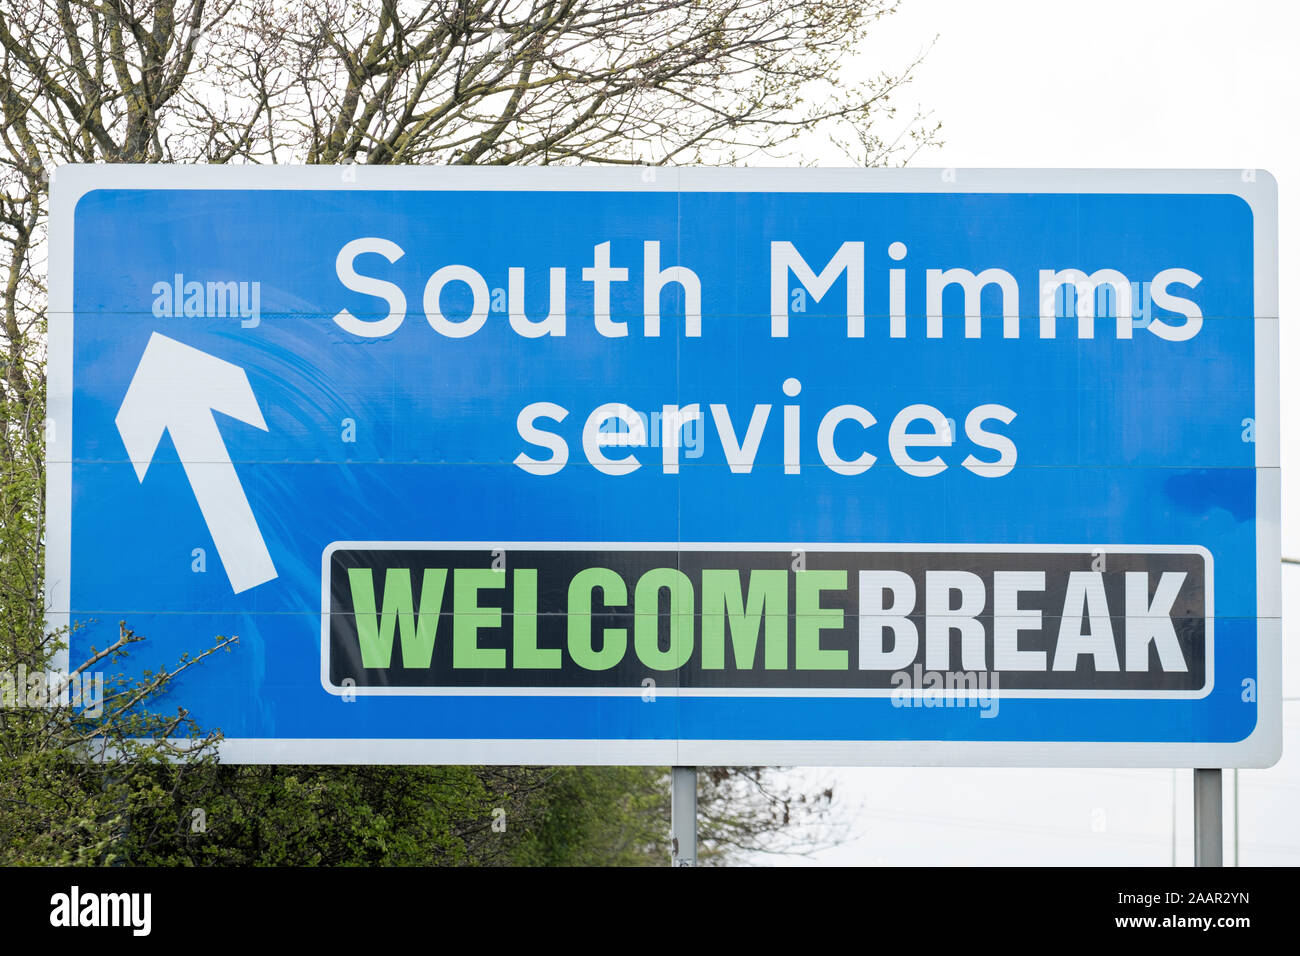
[
  {"x1": 347, "y1": 567, "x2": 445, "y2": 668},
  {"x1": 567, "y1": 568, "x2": 627, "y2": 671},
  {"x1": 634, "y1": 568, "x2": 694, "y2": 671},
  {"x1": 701, "y1": 569, "x2": 788, "y2": 669},
  {"x1": 512, "y1": 568, "x2": 559, "y2": 668},
  {"x1": 796, "y1": 570, "x2": 848, "y2": 670},
  {"x1": 454, "y1": 568, "x2": 506, "y2": 669}
]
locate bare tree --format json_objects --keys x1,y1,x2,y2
[
  {"x1": 0, "y1": 0, "x2": 936, "y2": 399},
  {"x1": 0, "y1": 0, "x2": 936, "y2": 864}
]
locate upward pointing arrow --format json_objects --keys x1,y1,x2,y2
[{"x1": 116, "y1": 332, "x2": 277, "y2": 594}]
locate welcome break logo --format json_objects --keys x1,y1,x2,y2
[{"x1": 323, "y1": 544, "x2": 1209, "y2": 698}]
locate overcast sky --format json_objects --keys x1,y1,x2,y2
[{"x1": 766, "y1": 0, "x2": 1300, "y2": 867}]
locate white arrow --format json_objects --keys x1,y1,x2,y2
[{"x1": 115, "y1": 332, "x2": 277, "y2": 594}]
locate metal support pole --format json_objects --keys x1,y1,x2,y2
[
  {"x1": 1233, "y1": 769, "x2": 1240, "y2": 867},
  {"x1": 1194, "y1": 768, "x2": 1223, "y2": 867},
  {"x1": 1170, "y1": 769, "x2": 1177, "y2": 866},
  {"x1": 671, "y1": 766, "x2": 697, "y2": 867}
]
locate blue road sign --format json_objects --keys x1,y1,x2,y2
[{"x1": 48, "y1": 167, "x2": 1279, "y2": 765}]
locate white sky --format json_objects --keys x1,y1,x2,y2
[{"x1": 766, "y1": 0, "x2": 1300, "y2": 867}]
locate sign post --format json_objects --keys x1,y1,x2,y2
[
  {"x1": 48, "y1": 167, "x2": 1280, "y2": 795},
  {"x1": 1195, "y1": 768, "x2": 1224, "y2": 866},
  {"x1": 671, "y1": 767, "x2": 697, "y2": 867}
]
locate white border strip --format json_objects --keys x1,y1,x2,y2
[
  {"x1": 46, "y1": 167, "x2": 1279, "y2": 767},
  {"x1": 211, "y1": 725, "x2": 1280, "y2": 768}
]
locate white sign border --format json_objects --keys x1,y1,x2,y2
[{"x1": 47, "y1": 166, "x2": 1280, "y2": 767}]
